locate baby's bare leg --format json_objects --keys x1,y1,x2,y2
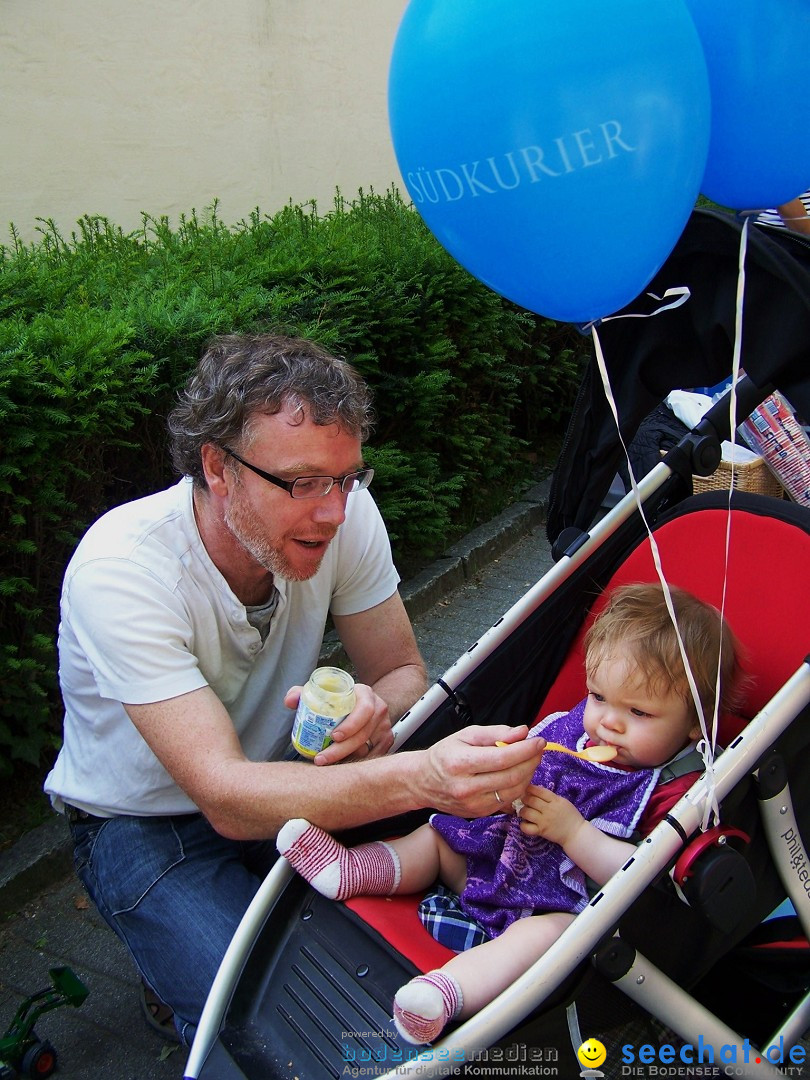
[
  {"x1": 445, "y1": 911, "x2": 575, "y2": 1016},
  {"x1": 393, "y1": 911, "x2": 575, "y2": 1044},
  {"x1": 390, "y1": 824, "x2": 467, "y2": 894}
]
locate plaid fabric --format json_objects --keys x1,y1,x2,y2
[{"x1": 418, "y1": 885, "x2": 490, "y2": 952}]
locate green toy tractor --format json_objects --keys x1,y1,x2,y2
[{"x1": 0, "y1": 967, "x2": 88, "y2": 1078}]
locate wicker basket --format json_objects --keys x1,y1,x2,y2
[{"x1": 692, "y1": 455, "x2": 785, "y2": 498}]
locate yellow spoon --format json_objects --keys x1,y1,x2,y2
[
  {"x1": 496, "y1": 739, "x2": 617, "y2": 763},
  {"x1": 543, "y1": 740, "x2": 618, "y2": 763}
]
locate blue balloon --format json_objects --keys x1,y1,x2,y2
[
  {"x1": 388, "y1": 0, "x2": 710, "y2": 323},
  {"x1": 684, "y1": 0, "x2": 810, "y2": 210}
]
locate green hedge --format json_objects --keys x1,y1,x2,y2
[{"x1": 0, "y1": 189, "x2": 587, "y2": 776}]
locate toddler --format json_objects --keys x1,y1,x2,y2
[{"x1": 278, "y1": 583, "x2": 744, "y2": 1045}]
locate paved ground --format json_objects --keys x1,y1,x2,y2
[{"x1": 0, "y1": 486, "x2": 554, "y2": 1080}]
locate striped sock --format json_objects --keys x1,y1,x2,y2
[
  {"x1": 393, "y1": 971, "x2": 463, "y2": 1045},
  {"x1": 276, "y1": 818, "x2": 400, "y2": 900}
]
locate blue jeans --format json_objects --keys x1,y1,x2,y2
[{"x1": 68, "y1": 812, "x2": 277, "y2": 1045}]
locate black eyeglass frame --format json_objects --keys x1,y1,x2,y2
[{"x1": 222, "y1": 447, "x2": 374, "y2": 499}]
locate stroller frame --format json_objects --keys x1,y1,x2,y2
[{"x1": 184, "y1": 370, "x2": 810, "y2": 1080}]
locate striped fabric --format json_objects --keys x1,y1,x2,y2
[{"x1": 757, "y1": 191, "x2": 810, "y2": 228}]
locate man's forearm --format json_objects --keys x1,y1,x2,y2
[
  {"x1": 205, "y1": 717, "x2": 545, "y2": 844},
  {"x1": 372, "y1": 660, "x2": 429, "y2": 723},
  {"x1": 204, "y1": 751, "x2": 427, "y2": 840}
]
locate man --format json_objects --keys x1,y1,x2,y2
[{"x1": 45, "y1": 334, "x2": 543, "y2": 1044}]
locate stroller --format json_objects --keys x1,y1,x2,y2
[{"x1": 183, "y1": 211, "x2": 810, "y2": 1080}]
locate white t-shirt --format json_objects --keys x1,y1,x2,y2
[{"x1": 44, "y1": 478, "x2": 399, "y2": 817}]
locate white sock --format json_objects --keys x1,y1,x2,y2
[{"x1": 393, "y1": 971, "x2": 462, "y2": 1045}]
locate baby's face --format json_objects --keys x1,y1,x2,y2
[{"x1": 583, "y1": 645, "x2": 699, "y2": 769}]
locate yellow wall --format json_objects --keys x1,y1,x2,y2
[{"x1": 1, "y1": 0, "x2": 409, "y2": 242}]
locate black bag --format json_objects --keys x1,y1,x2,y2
[{"x1": 547, "y1": 209, "x2": 810, "y2": 543}]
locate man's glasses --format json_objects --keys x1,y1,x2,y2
[{"x1": 222, "y1": 447, "x2": 374, "y2": 499}]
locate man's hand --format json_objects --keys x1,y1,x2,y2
[
  {"x1": 419, "y1": 725, "x2": 545, "y2": 818},
  {"x1": 284, "y1": 683, "x2": 395, "y2": 765},
  {"x1": 519, "y1": 784, "x2": 586, "y2": 846}
]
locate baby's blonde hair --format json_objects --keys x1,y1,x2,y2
[{"x1": 584, "y1": 583, "x2": 745, "y2": 721}]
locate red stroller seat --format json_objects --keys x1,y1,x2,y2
[
  {"x1": 344, "y1": 493, "x2": 810, "y2": 980},
  {"x1": 185, "y1": 491, "x2": 810, "y2": 1080}
]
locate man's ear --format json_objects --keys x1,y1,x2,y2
[{"x1": 200, "y1": 443, "x2": 230, "y2": 497}]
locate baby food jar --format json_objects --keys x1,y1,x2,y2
[{"x1": 291, "y1": 667, "x2": 356, "y2": 758}]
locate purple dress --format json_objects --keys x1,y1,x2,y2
[{"x1": 429, "y1": 700, "x2": 660, "y2": 938}]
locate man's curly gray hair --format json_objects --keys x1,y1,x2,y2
[{"x1": 168, "y1": 333, "x2": 374, "y2": 486}]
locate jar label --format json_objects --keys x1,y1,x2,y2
[{"x1": 291, "y1": 702, "x2": 351, "y2": 757}]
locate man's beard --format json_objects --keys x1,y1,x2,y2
[{"x1": 224, "y1": 489, "x2": 332, "y2": 582}]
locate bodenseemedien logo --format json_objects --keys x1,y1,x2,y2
[{"x1": 339, "y1": 1038, "x2": 561, "y2": 1075}]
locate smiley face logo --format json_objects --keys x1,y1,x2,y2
[{"x1": 577, "y1": 1038, "x2": 607, "y2": 1070}]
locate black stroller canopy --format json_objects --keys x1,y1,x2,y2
[{"x1": 547, "y1": 208, "x2": 810, "y2": 541}]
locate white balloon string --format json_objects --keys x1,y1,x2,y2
[
  {"x1": 602, "y1": 285, "x2": 692, "y2": 321},
  {"x1": 698, "y1": 214, "x2": 750, "y2": 830},
  {"x1": 584, "y1": 212, "x2": 753, "y2": 830},
  {"x1": 591, "y1": 322, "x2": 719, "y2": 830},
  {"x1": 578, "y1": 286, "x2": 691, "y2": 334}
]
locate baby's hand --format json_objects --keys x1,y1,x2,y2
[{"x1": 519, "y1": 784, "x2": 585, "y2": 845}]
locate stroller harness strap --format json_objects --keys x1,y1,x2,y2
[{"x1": 658, "y1": 744, "x2": 716, "y2": 785}]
